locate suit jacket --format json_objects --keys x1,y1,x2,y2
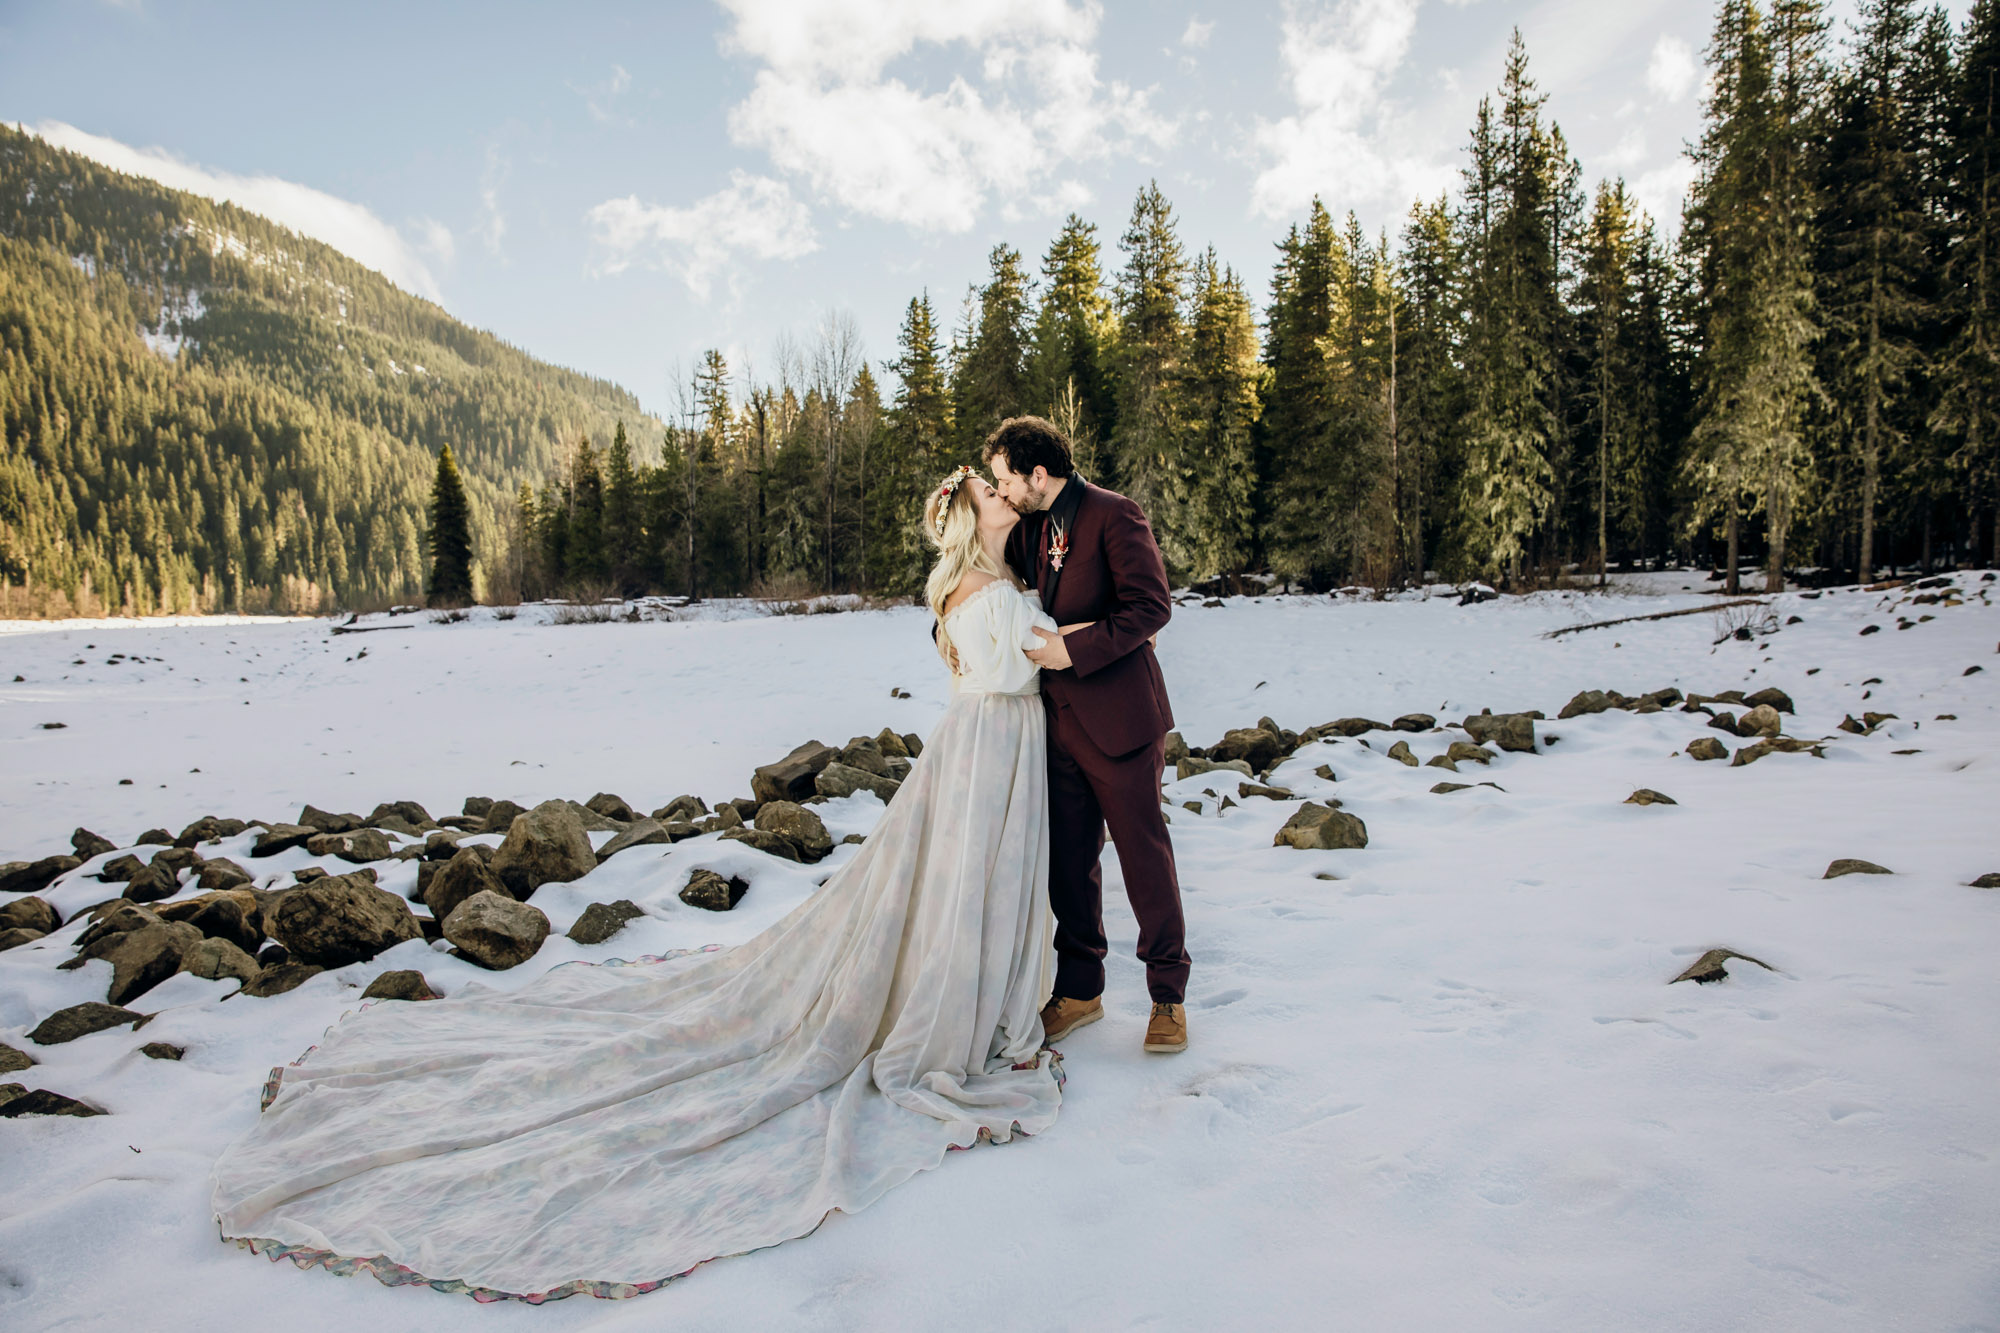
[{"x1": 1005, "y1": 479, "x2": 1175, "y2": 758}]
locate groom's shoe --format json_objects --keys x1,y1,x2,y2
[
  {"x1": 1040, "y1": 996, "x2": 1103, "y2": 1043},
  {"x1": 1143, "y1": 1002, "x2": 1188, "y2": 1054}
]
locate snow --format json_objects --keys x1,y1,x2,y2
[{"x1": 2, "y1": 575, "x2": 1997, "y2": 1329}]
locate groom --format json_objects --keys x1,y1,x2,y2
[{"x1": 985, "y1": 416, "x2": 1191, "y2": 1055}]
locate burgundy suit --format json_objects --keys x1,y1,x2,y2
[{"x1": 1006, "y1": 479, "x2": 1190, "y2": 1005}]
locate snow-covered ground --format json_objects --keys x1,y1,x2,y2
[{"x1": 2, "y1": 574, "x2": 1996, "y2": 1331}]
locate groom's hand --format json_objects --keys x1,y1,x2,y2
[{"x1": 1026, "y1": 627, "x2": 1072, "y2": 671}]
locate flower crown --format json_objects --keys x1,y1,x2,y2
[{"x1": 932, "y1": 465, "x2": 979, "y2": 539}]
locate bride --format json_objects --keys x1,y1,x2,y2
[{"x1": 210, "y1": 466, "x2": 1067, "y2": 1303}]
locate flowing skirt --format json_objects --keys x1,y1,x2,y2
[{"x1": 210, "y1": 690, "x2": 1060, "y2": 1302}]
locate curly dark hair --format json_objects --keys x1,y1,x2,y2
[{"x1": 982, "y1": 416, "x2": 1075, "y2": 480}]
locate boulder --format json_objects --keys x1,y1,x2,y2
[
  {"x1": 1707, "y1": 710, "x2": 1740, "y2": 734},
  {"x1": 135, "y1": 828, "x2": 173, "y2": 846},
  {"x1": 754, "y1": 801, "x2": 834, "y2": 862},
  {"x1": 98, "y1": 852, "x2": 147, "y2": 883},
  {"x1": 1238, "y1": 783, "x2": 1296, "y2": 800},
  {"x1": 251, "y1": 824, "x2": 315, "y2": 857},
  {"x1": 1425, "y1": 754, "x2": 1458, "y2": 771},
  {"x1": 0, "y1": 1089, "x2": 105, "y2": 1118},
  {"x1": 374, "y1": 815, "x2": 426, "y2": 837},
  {"x1": 815, "y1": 763, "x2": 901, "y2": 803},
  {"x1": 1392, "y1": 713, "x2": 1437, "y2": 732},
  {"x1": 0, "y1": 1042, "x2": 35, "y2": 1074},
  {"x1": 73, "y1": 900, "x2": 161, "y2": 950},
  {"x1": 141, "y1": 1042, "x2": 185, "y2": 1060},
  {"x1": 183, "y1": 936, "x2": 260, "y2": 987},
  {"x1": 885, "y1": 757, "x2": 914, "y2": 782},
  {"x1": 367, "y1": 800, "x2": 434, "y2": 829},
  {"x1": 1824, "y1": 858, "x2": 1892, "y2": 879},
  {"x1": 1559, "y1": 690, "x2": 1619, "y2": 719},
  {"x1": 1273, "y1": 803, "x2": 1369, "y2": 850},
  {"x1": 1176, "y1": 756, "x2": 1254, "y2": 782},
  {"x1": 871, "y1": 728, "x2": 909, "y2": 759},
  {"x1": 305, "y1": 828, "x2": 396, "y2": 863},
  {"x1": 1207, "y1": 727, "x2": 1286, "y2": 773},
  {"x1": 423, "y1": 848, "x2": 512, "y2": 923},
  {"x1": 120, "y1": 864, "x2": 177, "y2": 903},
  {"x1": 69, "y1": 919, "x2": 202, "y2": 1005},
  {"x1": 0, "y1": 896, "x2": 59, "y2": 936},
  {"x1": 1385, "y1": 740, "x2": 1419, "y2": 767},
  {"x1": 751, "y1": 740, "x2": 840, "y2": 806},
  {"x1": 362, "y1": 968, "x2": 440, "y2": 1001},
  {"x1": 652, "y1": 795, "x2": 709, "y2": 823},
  {"x1": 1670, "y1": 948, "x2": 1776, "y2": 984},
  {"x1": 698, "y1": 805, "x2": 745, "y2": 833},
  {"x1": 720, "y1": 828, "x2": 803, "y2": 861},
  {"x1": 836, "y1": 738, "x2": 893, "y2": 777},
  {"x1": 272, "y1": 872, "x2": 422, "y2": 968},
  {"x1": 1968, "y1": 873, "x2": 2000, "y2": 889},
  {"x1": 292, "y1": 867, "x2": 329, "y2": 884},
  {"x1": 596, "y1": 817, "x2": 671, "y2": 862},
  {"x1": 28, "y1": 1001, "x2": 146, "y2": 1046},
  {"x1": 662, "y1": 819, "x2": 703, "y2": 843},
  {"x1": 490, "y1": 800, "x2": 597, "y2": 898},
  {"x1": 1624, "y1": 789, "x2": 1677, "y2": 806},
  {"x1": 680, "y1": 869, "x2": 750, "y2": 912},
  {"x1": 1445, "y1": 741, "x2": 1495, "y2": 766},
  {"x1": 0, "y1": 928, "x2": 46, "y2": 951},
  {"x1": 1686, "y1": 736, "x2": 1730, "y2": 762},
  {"x1": 1731, "y1": 737, "x2": 1825, "y2": 766},
  {"x1": 1430, "y1": 782, "x2": 1473, "y2": 793},
  {"x1": 1737, "y1": 704, "x2": 1783, "y2": 738},
  {"x1": 480, "y1": 799, "x2": 528, "y2": 834},
  {"x1": 421, "y1": 830, "x2": 468, "y2": 860},
  {"x1": 170, "y1": 894, "x2": 262, "y2": 954},
  {"x1": 1320, "y1": 718, "x2": 1388, "y2": 738},
  {"x1": 298, "y1": 804, "x2": 364, "y2": 834},
  {"x1": 254, "y1": 943, "x2": 289, "y2": 969},
  {"x1": 585, "y1": 792, "x2": 638, "y2": 823},
  {"x1": 462, "y1": 796, "x2": 495, "y2": 819},
  {"x1": 72, "y1": 828, "x2": 117, "y2": 859},
  {"x1": 196, "y1": 858, "x2": 253, "y2": 890},
  {"x1": 0, "y1": 855, "x2": 81, "y2": 896},
  {"x1": 567, "y1": 899, "x2": 646, "y2": 945},
  {"x1": 1862, "y1": 711, "x2": 1898, "y2": 729},
  {"x1": 240, "y1": 963, "x2": 324, "y2": 997},
  {"x1": 1743, "y1": 687, "x2": 1795, "y2": 714},
  {"x1": 443, "y1": 891, "x2": 550, "y2": 970},
  {"x1": 1461, "y1": 712, "x2": 1536, "y2": 753},
  {"x1": 175, "y1": 815, "x2": 248, "y2": 847},
  {"x1": 1162, "y1": 732, "x2": 1190, "y2": 768},
  {"x1": 149, "y1": 846, "x2": 203, "y2": 876}
]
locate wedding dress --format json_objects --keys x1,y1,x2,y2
[{"x1": 210, "y1": 581, "x2": 1063, "y2": 1302}]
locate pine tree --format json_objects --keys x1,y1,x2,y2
[
  {"x1": 1260, "y1": 202, "x2": 1339, "y2": 577},
  {"x1": 1580, "y1": 181, "x2": 1640, "y2": 585},
  {"x1": 564, "y1": 436, "x2": 608, "y2": 588},
  {"x1": 426, "y1": 443, "x2": 474, "y2": 606},
  {"x1": 1396, "y1": 195, "x2": 1464, "y2": 581},
  {"x1": 881, "y1": 293, "x2": 952, "y2": 590},
  {"x1": 1937, "y1": 0, "x2": 2000, "y2": 564},
  {"x1": 602, "y1": 421, "x2": 645, "y2": 595},
  {"x1": 1111, "y1": 181, "x2": 1189, "y2": 515},
  {"x1": 952, "y1": 245, "x2": 1032, "y2": 453},
  {"x1": 1028, "y1": 214, "x2": 1118, "y2": 475},
  {"x1": 1170, "y1": 248, "x2": 1262, "y2": 581}
]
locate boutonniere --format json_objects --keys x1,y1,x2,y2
[{"x1": 1048, "y1": 518, "x2": 1069, "y2": 572}]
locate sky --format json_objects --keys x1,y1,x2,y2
[{"x1": 0, "y1": 0, "x2": 1973, "y2": 424}]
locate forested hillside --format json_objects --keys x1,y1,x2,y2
[{"x1": 0, "y1": 124, "x2": 657, "y2": 615}]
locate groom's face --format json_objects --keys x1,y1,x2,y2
[{"x1": 989, "y1": 455, "x2": 1051, "y2": 514}]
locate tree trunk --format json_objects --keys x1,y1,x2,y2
[{"x1": 1725, "y1": 496, "x2": 1740, "y2": 596}]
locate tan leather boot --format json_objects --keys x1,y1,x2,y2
[
  {"x1": 1040, "y1": 996, "x2": 1103, "y2": 1043},
  {"x1": 1143, "y1": 1002, "x2": 1188, "y2": 1053}
]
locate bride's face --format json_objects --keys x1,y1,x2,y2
[{"x1": 970, "y1": 479, "x2": 1020, "y2": 536}]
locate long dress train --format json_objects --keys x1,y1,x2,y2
[{"x1": 210, "y1": 581, "x2": 1063, "y2": 1302}]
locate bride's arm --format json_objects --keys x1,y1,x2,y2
[{"x1": 1060, "y1": 620, "x2": 1157, "y2": 647}]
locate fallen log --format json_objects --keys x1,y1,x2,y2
[{"x1": 1541, "y1": 598, "x2": 1767, "y2": 639}]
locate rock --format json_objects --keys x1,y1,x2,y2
[
  {"x1": 174, "y1": 894, "x2": 263, "y2": 954},
  {"x1": 1162, "y1": 732, "x2": 1190, "y2": 767},
  {"x1": 240, "y1": 963, "x2": 325, "y2": 997},
  {"x1": 28, "y1": 1001, "x2": 146, "y2": 1045},
  {"x1": 752, "y1": 740, "x2": 840, "y2": 806},
  {"x1": 680, "y1": 869, "x2": 750, "y2": 912},
  {"x1": 292, "y1": 866, "x2": 328, "y2": 884},
  {"x1": 567, "y1": 899, "x2": 647, "y2": 944},
  {"x1": 585, "y1": 792, "x2": 638, "y2": 822},
  {"x1": 254, "y1": 943, "x2": 289, "y2": 968},
  {"x1": 1744, "y1": 687, "x2": 1795, "y2": 714},
  {"x1": 1390, "y1": 713, "x2": 1434, "y2": 732},
  {"x1": 298, "y1": 803, "x2": 364, "y2": 833},
  {"x1": 1968, "y1": 873, "x2": 2000, "y2": 889},
  {"x1": 373, "y1": 815, "x2": 425, "y2": 837},
  {"x1": 1176, "y1": 756, "x2": 1254, "y2": 782},
  {"x1": 1310, "y1": 717, "x2": 1386, "y2": 739},
  {"x1": 0, "y1": 927, "x2": 46, "y2": 951},
  {"x1": 98, "y1": 852, "x2": 147, "y2": 883},
  {"x1": 836, "y1": 738, "x2": 893, "y2": 777},
  {"x1": 596, "y1": 818, "x2": 671, "y2": 862},
  {"x1": 1737, "y1": 704, "x2": 1783, "y2": 737},
  {"x1": 150, "y1": 846, "x2": 203, "y2": 877},
  {"x1": 1461, "y1": 712, "x2": 1536, "y2": 753},
  {"x1": 901, "y1": 734, "x2": 924, "y2": 759},
  {"x1": 0, "y1": 896, "x2": 59, "y2": 936},
  {"x1": 1670, "y1": 948, "x2": 1776, "y2": 984},
  {"x1": 698, "y1": 805, "x2": 745, "y2": 834},
  {"x1": 1624, "y1": 789, "x2": 1677, "y2": 806},
  {"x1": 0, "y1": 1089, "x2": 105, "y2": 1117},
  {"x1": 120, "y1": 863, "x2": 177, "y2": 903},
  {"x1": 305, "y1": 828, "x2": 396, "y2": 863},
  {"x1": 72, "y1": 900, "x2": 161, "y2": 950},
  {"x1": 0, "y1": 1083, "x2": 19, "y2": 1107},
  {"x1": 481, "y1": 799, "x2": 528, "y2": 834},
  {"x1": 1385, "y1": 739, "x2": 1419, "y2": 767},
  {"x1": 72, "y1": 828, "x2": 117, "y2": 859},
  {"x1": 815, "y1": 762, "x2": 902, "y2": 803},
  {"x1": 561, "y1": 800, "x2": 626, "y2": 832},
  {"x1": 1237, "y1": 783, "x2": 1295, "y2": 800},
  {"x1": 0, "y1": 855, "x2": 81, "y2": 896},
  {"x1": 196, "y1": 858, "x2": 253, "y2": 890},
  {"x1": 1731, "y1": 737, "x2": 1825, "y2": 766},
  {"x1": 1273, "y1": 803, "x2": 1369, "y2": 850},
  {"x1": 443, "y1": 891, "x2": 550, "y2": 970},
  {"x1": 72, "y1": 919, "x2": 203, "y2": 1005},
  {"x1": 183, "y1": 936, "x2": 260, "y2": 987},
  {"x1": 421, "y1": 830, "x2": 468, "y2": 861},
  {"x1": 1313, "y1": 763, "x2": 1337, "y2": 782},
  {"x1": 362, "y1": 968, "x2": 440, "y2": 1001},
  {"x1": 175, "y1": 815, "x2": 246, "y2": 847},
  {"x1": 652, "y1": 795, "x2": 709, "y2": 823},
  {"x1": 490, "y1": 800, "x2": 597, "y2": 898},
  {"x1": 662, "y1": 819, "x2": 702, "y2": 842},
  {"x1": 368, "y1": 800, "x2": 434, "y2": 828},
  {"x1": 423, "y1": 848, "x2": 512, "y2": 923},
  {"x1": 251, "y1": 823, "x2": 316, "y2": 857},
  {"x1": 1430, "y1": 781, "x2": 1473, "y2": 793},
  {"x1": 1686, "y1": 736, "x2": 1730, "y2": 761},
  {"x1": 141, "y1": 1042, "x2": 185, "y2": 1060},
  {"x1": 463, "y1": 796, "x2": 495, "y2": 819},
  {"x1": 1207, "y1": 727, "x2": 1285, "y2": 773},
  {"x1": 1559, "y1": 690, "x2": 1619, "y2": 719},
  {"x1": 272, "y1": 872, "x2": 422, "y2": 967},
  {"x1": 720, "y1": 828, "x2": 803, "y2": 861},
  {"x1": 885, "y1": 757, "x2": 914, "y2": 782},
  {"x1": 1445, "y1": 741, "x2": 1494, "y2": 765},
  {"x1": 755, "y1": 801, "x2": 834, "y2": 862},
  {"x1": 1824, "y1": 858, "x2": 1892, "y2": 879},
  {"x1": 0, "y1": 1042, "x2": 33, "y2": 1073},
  {"x1": 875, "y1": 728, "x2": 912, "y2": 759},
  {"x1": 1862, "y1": 711, "x2": 1898, "y2": 729},
  {"x1": 135, "y1": 828, "x2": 173, "y2": 846}
]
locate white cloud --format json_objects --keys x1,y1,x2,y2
[
  {"x1": 576, "y1": 63, "x2": 633, "y2": 124},
  {"x1": 717, "y1": 0, "x2": 1174, "y2": 233},
  {"x1": 1249, "y1": 0, "x2": 1452, "y2": 222},
  {"x1": 25, "y1": 120, "x2": 445, "y2": 298},
  {"x1": 587, "y1": 170, "x2": 818, "y2": 299},
  {"x1": 1645, "y1": 35, "x2": 1696, "y2": 103},
  {"x1": 1182, "y1": 17, "x2": 1214, "y2": 47},
  {"x1": 1631, "y1": 155, "x2": 1696, "y2": 231},
  {"x1": 479, "y1": 144, "x2": 510, "y2": 258}
]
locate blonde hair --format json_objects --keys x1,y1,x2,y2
[{"x1": 923, "y1": 472, "x2": 1011, "y2": 669}]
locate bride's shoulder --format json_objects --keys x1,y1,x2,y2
[{"x1": 942, "y1": 571, "x2": 1006, "y2": 618}]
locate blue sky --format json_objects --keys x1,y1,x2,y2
[{"x1": 1, "y1": 0, "x2": 1968, "y2": 421}]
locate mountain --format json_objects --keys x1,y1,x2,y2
[{"x1": 0, "y1": 124, "x2": 660, "y2": 616}]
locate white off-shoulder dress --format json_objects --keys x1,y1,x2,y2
[{"x1": 209, "y1": 580, "x2": 1063, "y2": 1303}]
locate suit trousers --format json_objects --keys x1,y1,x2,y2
[{"x1": 1043, "y1": 690, "x2": 1191, "y2": 1005}]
